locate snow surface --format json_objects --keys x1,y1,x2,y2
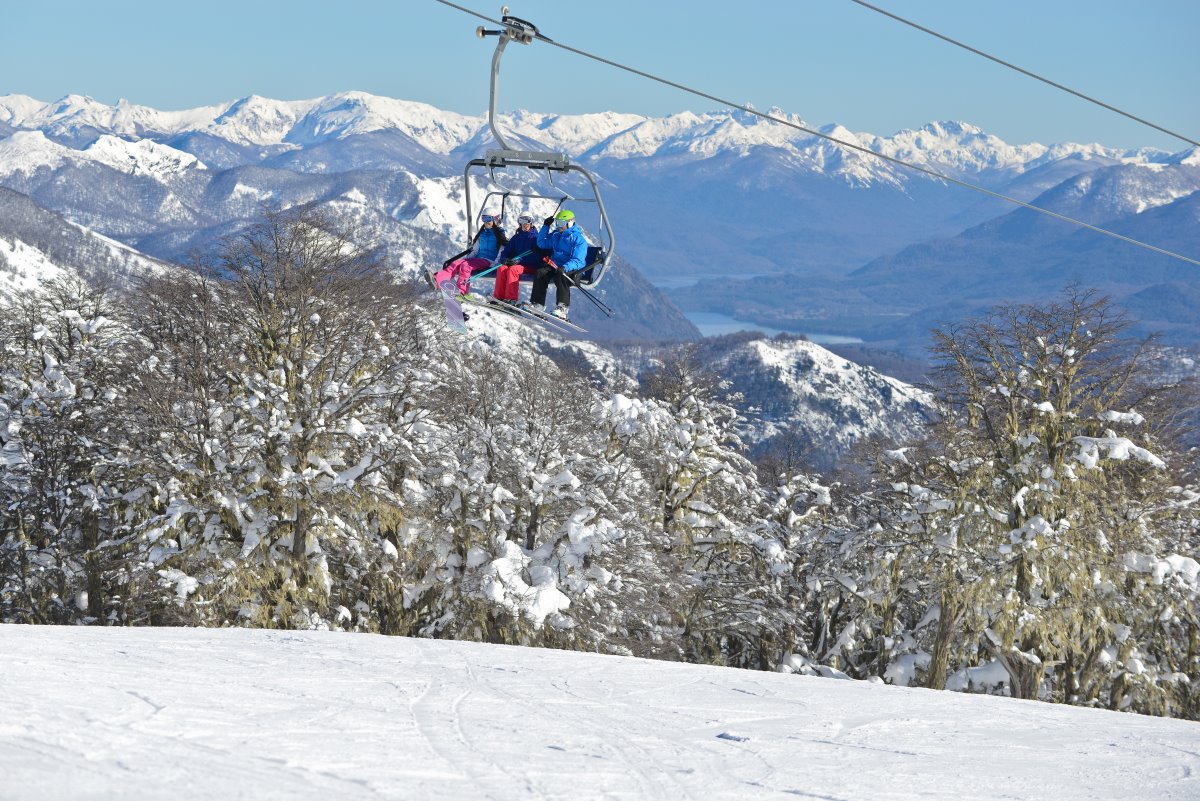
[
  {"x1": 2, "y1": 625, "x2": 1198, "y2": 801},
  {"x1": 0, "y1": 237, "x2": 67, "y2": 297}
]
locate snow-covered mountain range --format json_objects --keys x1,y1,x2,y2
[
  {"x1": 4, "y1": 92, "x2": 1186, "y2": 266},
  {"x1": 0, "y1": 92, "x2": 1168, "y2": 178}
]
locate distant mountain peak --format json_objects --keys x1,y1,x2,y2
[
  {"x1": 703, "y1": 335, "x2": 932, "y2": 468},
  {"x1": 84, "y1": 135, "x2": 206, "y2": 176},
  {"x1": 922, "y1": 120, "x2": 984, "y2": 137},
  {"x1": 0, "y1": 94, "x2": 44, "y2": 126},
  {"x1": 54, "y1": 93, "x2": 100, "y2": 109},
  {"x1": 1165, "y1": 146, "x2": 1200, "y2": 166},
  {"x1": 0, "y1": 130, "x2": 79, "y2": 175}
]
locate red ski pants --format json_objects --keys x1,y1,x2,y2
[{"x1": 493, "y1": 262, "x2": 533, "y2": 301}]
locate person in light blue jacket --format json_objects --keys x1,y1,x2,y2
[
  {"x1": 524, "y1": 208, "x2": 588, "y2": 320},
  {"x1": 432, "y1": 212, "x2": 507, "y2": 295}
]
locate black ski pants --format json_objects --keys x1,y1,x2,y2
[{"x1": 530, "y1": 266, "x2": 571, "y2": 309}]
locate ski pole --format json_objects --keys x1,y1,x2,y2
[{"x1": 561, "y1": 268, "x2": 615, "y2": 316}]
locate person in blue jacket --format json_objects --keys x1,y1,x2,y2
[
  {"x1": 524, "y1": 208, "x2": 588, "y2": 320},
  {"x1": 492, "y1": 213, "x2": 543, "y2": 304},
  {"x1": 432, "y1": 212, "x2": 507, "y2": 296}
]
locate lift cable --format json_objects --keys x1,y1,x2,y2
[
  {"x1": 431, "y1": 0, "x2": 1200, "y2": 267},
  {"x1": 845, "y1": 0, "x2": 1199, "y2": 150}
]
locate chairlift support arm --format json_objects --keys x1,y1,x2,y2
[{"x1": 476, "y1": 8, "x2": 542, "y2": 152}]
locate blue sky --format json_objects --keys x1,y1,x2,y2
[{"x1": 4, "y1": 1, "x2": 1197, "y2": 151}]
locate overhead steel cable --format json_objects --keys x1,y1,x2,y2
[
  {"x1": 845, "y1": 0, "x2": 1200, "y2": 150},
  {"x1": 431, "y1": 0, "x2": 1200, "y2": 267}
]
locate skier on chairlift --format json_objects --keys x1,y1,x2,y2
[
  {"x1": 432, "y1": 212, "x2": 507, "y2": 297},
  {"x1": 523, "y1": 208, "x2": 587, "y2": 320},
  {"x1": 492, "y1": 213, "x2": 543, "y2": 305}
]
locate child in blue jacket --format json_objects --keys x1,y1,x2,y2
[{"x1": 432, "y1": 213, "x2": 507, "y2": 296}]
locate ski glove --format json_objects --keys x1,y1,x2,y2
[{"x1": 544, "y1": 216, "x2": 555, "y2": 228}]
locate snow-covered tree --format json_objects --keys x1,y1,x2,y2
[
  {"x1": 862, "y1": 290, "x2": 1199, "y2": 714},
  {"x1": 635, "y1": 347, "x2": 806, "y2": 669},
  {"x1": 120, "y1": 209, "x2": 437, "y2": 628},
  {"x1": 400, "y1": 345, "x2": 671, "y2": 653},
  {"x1": 0, "y1": 278, "x2": 134, "y2": 623}
]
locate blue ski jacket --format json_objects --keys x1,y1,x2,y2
[
  {"x1": 474, "y1": 226, "x2": 502, "y2": 262},
  {"x1": 499, "y1": 228, "x2": 542, "y2": 266},
  {"x1": 537, "y1": 222, "x2": 589, "y2": 273}
]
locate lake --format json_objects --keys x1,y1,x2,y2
[{"x1": 685, "y1": 311, "x2": 863, "y2": 344}]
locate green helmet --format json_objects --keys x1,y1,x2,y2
[{"x1": 554, "y1": 209, "x2": 575, "y2": 221}]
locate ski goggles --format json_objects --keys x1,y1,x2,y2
[
  {"x1": 554, "y1": 217, "x2": 570, "y2": 229},
  {"x1": 481, "y1": 214, "x2": 497, "y2": 223},
  {"x1": 517, "y1": 215, "x2": 534, "y2": 225}
]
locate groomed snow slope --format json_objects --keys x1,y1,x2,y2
[{"x1": 2, "y1": 626, "x2": 1197, "y2": 801}]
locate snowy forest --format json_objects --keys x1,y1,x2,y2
[{"x1": 2, "y1": 208, "x2": 1198, "y2": 720}]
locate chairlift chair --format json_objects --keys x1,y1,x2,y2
[{"x1": 462, "y1": 8, "x2": 616, "y2": 288}]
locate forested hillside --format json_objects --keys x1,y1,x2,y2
[{"x1": 2, "y1": 209, "x2": 1196, "y2": 719}]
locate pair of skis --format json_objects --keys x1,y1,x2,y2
[{"x1": 437, "y1": 279, "x2": 586, "y2": 335}]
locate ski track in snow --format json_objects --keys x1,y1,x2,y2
[{"x1": 2, "y1": 626, "x2": 1199, "y2": 800}]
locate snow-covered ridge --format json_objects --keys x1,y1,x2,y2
[
  {"x1": 0, "y1": 92, "x2": 481, "y2": 153},
  {"x1": 701, "y1": 335, "x2": 933, "y2": 467},
  {"x1": 84, "y1": 135, "x2": 206, "y2": 176},
  {"x1": 0, "y1": 227, "x2": 158, "y2": 304},
  {"x1": 0, "y1": 130, "x2": 205, "y2": 181},
  {"x1": 0, "y1": 130, "x2": 86, "y2": 176},
  {"x1": 1, "y1": 92, "x2": 1176, "y2": 180},
  {"x1": 284, "y1": 92, "x2": 480, "y2": 151},
  {"x1": 0, "y1": 235, "x2": 67, "y2": 298},
  {"x1": 0, "y1": 187, "x2": 168, "y2": 304},
  {"x1": 1044, "y1": 160, "x2": 1200, "y2": 218},
  {"x1": 0, "y1": 93, "x2": 223, "y2": 140}
]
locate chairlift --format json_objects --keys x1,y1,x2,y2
[{"x1": 462, "y1": 7, "x2": 617, "y2": 288}]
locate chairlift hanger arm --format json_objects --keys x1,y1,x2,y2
[
  {"x1": 473, "y1": 7, "x2": 550, "y2": 152},
  {"x1": 473, "y1": 7, "x2": 571, "y2": 170},
  {"x1": 475, "y1": 10, "x2": 547, "y2": 44}
]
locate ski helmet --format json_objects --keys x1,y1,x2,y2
[{"x1": 554, "y1": 209, "x2": 575, "y2": 222}]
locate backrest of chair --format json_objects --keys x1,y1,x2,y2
[
  {"x1": 577, "y1": 245, "x2": 605, "y2": 285},
  {"x1": 512, "y1": 245, "x2": 606, "y2": 285}
]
